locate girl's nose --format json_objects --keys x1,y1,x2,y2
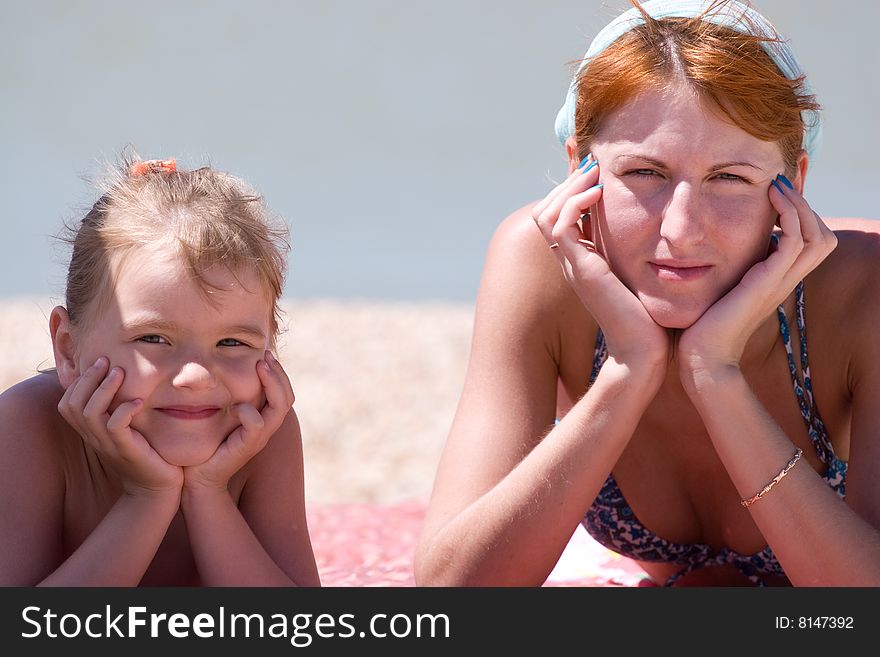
[{"x1": 171, "y1": 360, "x2": 217, "y2": 390}]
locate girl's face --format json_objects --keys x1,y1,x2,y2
[
  {"x1": 71, "y1": 246, "x2": 274, "y2": 466},
  {"x1": 588, "y1": 83, "x2": 790, "y2": 329}
]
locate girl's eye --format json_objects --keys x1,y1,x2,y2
[
  {"x1": 138, "y1": 335, "x2": 168, "y2": 345},
  {"x1": 218, "y1": 338, "x2": 247, "y2": 347}
]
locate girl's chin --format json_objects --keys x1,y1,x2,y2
[{"x1": 146, "y1": 436, "x2": 226, "y2": 468}]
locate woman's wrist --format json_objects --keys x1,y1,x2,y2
[
  {"x1": 602, "y1": 351, "x2": 668, "y2": 396},
  {"x1": 678, "y1": 357, "x2": 745, "y2": 401}
]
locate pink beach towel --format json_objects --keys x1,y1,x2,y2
[{"x1": 306, "y1": 501, "x2": 647, "y2": 587}]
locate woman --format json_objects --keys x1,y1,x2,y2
[{"x1": 414, "y1": 0, "x2": 880, "y2": 586}]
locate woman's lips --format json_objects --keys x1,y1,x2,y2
[
  {"x1": 156, "y1": 406, "x2": 221, "y2": 420},
  {"x1": 649, "y1": 261, "x2": 713, "y2": 281}
]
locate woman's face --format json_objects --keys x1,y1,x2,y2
[{"x1": 588, "y1": 83, "x2": 788, "y2": 329}]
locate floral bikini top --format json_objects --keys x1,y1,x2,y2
[{"x1": 582, "y1": 282, "x2": 847, "y2": 586}]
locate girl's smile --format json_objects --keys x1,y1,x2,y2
[{"x1": 70, "y1": 245, "x2": 274, "y2": 466}]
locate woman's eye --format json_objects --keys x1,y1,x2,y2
[
  {"x1": 218, "y1": 338, "x2": 247, "y2": 347},
  {"x1": 714, "y1": 172, "x2": 747, "y2": 183},
  {"x1": 138, "y1": 335, "x2": 168, "y2": 345},
  {"x1": 630, "y1": 169, "x2": 660, "y2": 178}
]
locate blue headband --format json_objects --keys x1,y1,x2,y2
[{"x1": 554, "y1": 0, "x2": 820, "y2": 158}]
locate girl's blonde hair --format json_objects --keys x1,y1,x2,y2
[{"x1": 61, "y1": 154, "x2": 290, "y2": 341}]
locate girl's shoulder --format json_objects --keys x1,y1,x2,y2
[
  {"x1": 0, "y1": 370, "x2": 65, "y2": 417},
  {"x1": 0, "y1": 372, "x2": 68, "y2": 463}
]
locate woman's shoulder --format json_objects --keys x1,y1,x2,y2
[
  {"x1": 810, "y1": 218, "x2": 880, "y2": 332},
  {"x1": 482, "y1": 202, "x2": 587, "y2": 313},
  {"x1": 819, "y1": 218, "x2": 880, "y2": 293}
]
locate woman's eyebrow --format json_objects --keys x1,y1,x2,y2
[
  {"x1": 614, "y1": 154, "x2": 767, "y2": 173},
  {"x1": 614, "y1": 154, "x2": 667, "y2": 168},
  {"x1": 708, "y1": 161, "x2": 766, "y2": 173}
]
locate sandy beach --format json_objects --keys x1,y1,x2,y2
[{"x1": 0, "y1": 297, "x2": 475, "y2": 506}]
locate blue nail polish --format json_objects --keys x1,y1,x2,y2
[
  {"x1": 589, "y1": 183, "x2": 603, "y2": 190},
  {"x1": 771, "y1": 179, "x2": 784, "y2": 194},
  {"x1": 578, "y1": 155, "x2": 590, "y2": 169},
  {"x1": 583, "y1": 159, "x2": 598, "y2": 174},
  {"x1": 777, "y1": 174, "x2": 794, "y2": 189}
]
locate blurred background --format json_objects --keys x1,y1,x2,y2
[
  {"x1": 2, "y1": 0, "x2": 878, "y2": 302},
  {"x1": 2, "y1": 1, "x2": 878, "y2": 505}
]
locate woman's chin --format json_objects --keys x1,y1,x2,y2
[{"x1": 640, "y1": 296, "x2": 706, "y2": 330}]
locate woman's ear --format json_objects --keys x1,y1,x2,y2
[
  {"x1": 794, "y1": 150, "x2": 809, "y2": 194},
  {"x1": 565, "y1": 137, "x2": 580, "y2": 174},
  {"x1": 49, "y1": 306, "x2": 79, "y2": 388}
]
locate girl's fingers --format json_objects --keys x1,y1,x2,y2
[
  {"x1": 256, "y1": 353, "x2": 294, "y2": 430},
  {"x1": 64, "y1": 357, "x2": 111, "y2": 413},
  {"x1": 106, "y1": 398, "x2": 144, "y2": 435},
  {"x1": 236, "y1": 402, "x2": 265, "y2": 432},
  {"x1": 81, "y1": 366, "x2": 125, "y2": 425}
]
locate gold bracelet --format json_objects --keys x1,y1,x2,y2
[{"x1": 741, "y1": 448, "x2": 803, "y2": 509}]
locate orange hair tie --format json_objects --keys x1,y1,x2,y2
[{"x1": 130, "y1": 158, "x2": 177, "y2": 176}]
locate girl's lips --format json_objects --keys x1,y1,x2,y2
[
  {"x1": 649, "y1": 262, "x2": 713, "y2": 281},
  {"x1": 156, "y1": 407, "x2": 220, "y2": 420}
]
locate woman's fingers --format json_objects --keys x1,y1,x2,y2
[
  {"x1": 531, "y1": 158, "x2": 599, "y2": 248},
  {"x1": 769, "y1": 177, "x2": 837, "y2": 284},
  {"x1": 530, "y1": 155, "x2": 593, "y2": 221},
  {"x1": 552, "y1": 182, "x2": 604, "y2": 259}
]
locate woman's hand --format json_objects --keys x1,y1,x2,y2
[
  {"x1": 678, "y1": 175, "x2": 838, "y2": 379},
  {"x1": 57, "y1": 357, "x2": 184, "y2": 497},
  {"x1": 183, "y1": 352, "x2": 295, "y2": 492},
  {"x1": 531, "y1": 158, "x2": 670, "y2": 372}
]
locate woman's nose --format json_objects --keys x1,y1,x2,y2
[
  {"x1": 171, "y1": 359, "x2": 217, "y2": 390},
  {"x1": 658, "y1": 182, "x2": 705, "y2": 247}
]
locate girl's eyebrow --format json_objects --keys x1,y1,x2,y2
[
  {"x1": 120, "y1": 316, "x2": 267, "y2": 339},
  {"x1": 119, "y1": 317, "x2": 179, "y2": 334}
]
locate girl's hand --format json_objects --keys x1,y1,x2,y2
[
  {"x1": 531, "y1": 158, "x2": 670, "y2": 371},
  {"x1": 57, "y1": 357, "x2": 184, "y2": 496},
  {"x1": 183, "y1": 352, "x2": 295, "y2": 491},
  {"x1": 678, "y1": 175, "x2": 837, "y2": 378}
]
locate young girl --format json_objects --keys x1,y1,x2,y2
[{"x1": 0, "y1": 156, "x2": 320, "y2": 586}]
